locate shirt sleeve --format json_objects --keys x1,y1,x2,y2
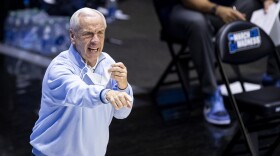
[{"x1": 43, "y1": 61, "x2": 105, "y2": 108}]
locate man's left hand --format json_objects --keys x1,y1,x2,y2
[
  {"x1": 263, "y1": 0, "x2": 275, "y2": 13},
  {"x1": 109, "y1": 62, "x2": 128, "y2": 89}
]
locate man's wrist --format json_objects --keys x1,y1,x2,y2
[
  {"x1": 117, "y1": 81, "x2": 128, "y2": 90},
  {"x1": 118, "y1": 84, "x2": 128, "y2": 90},
  {"x1": 100, "y1": 89, "x2": 111, "y2": 104},
  {"x1": 210, "y1": 4, "x2": 219, "y2": 15},
  {"x1": 117, "y1": 84, "x2": 130, "y2": 93}
]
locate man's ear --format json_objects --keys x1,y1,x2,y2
[{"x1": 69, "y1": 29, "x2": 75, "y2": 45}]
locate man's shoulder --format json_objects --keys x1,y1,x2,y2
[
  {"x1": 47, "y1": 50, "x2": 72, "y2": 69},
  {"x1": 52, "y1": 50, "x2": 70, "y2": 62},
  {"x1": 54, "y1": 50, "x2": 68, "y2": 59}
]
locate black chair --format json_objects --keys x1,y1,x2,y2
[
  {"x1": 215, "y1": 21, "x2": 280, "y2": 156},
  {"x1": 151, "y1": 0, "x2": 199, "y2": 115}
]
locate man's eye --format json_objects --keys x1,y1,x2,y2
[{"x1": 82, "y1": 33, "x2": 93, "y2": 38}]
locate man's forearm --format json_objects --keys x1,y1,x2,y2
[{"x1": 181, "y1": 0, "x2": 217, "y2": 14}]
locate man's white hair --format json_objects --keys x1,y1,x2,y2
[{"x1": 70, "y1": 7, "x2": 107, "y2": 33}]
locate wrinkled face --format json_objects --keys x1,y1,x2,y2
[{"x1": 70, "y1": 14, "x2": 105, "y2": 67}]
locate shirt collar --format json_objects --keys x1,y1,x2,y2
[{"x1": 68, "y1": 44, "x2": 106, "y2": 68}]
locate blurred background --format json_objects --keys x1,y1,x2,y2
[{"x1": 0, "y1": 0, "x2": 280, "y2": 156}]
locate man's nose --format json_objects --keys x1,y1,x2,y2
[{"x1": 90, "y1": 34, "x2": 99, "y2": 43}]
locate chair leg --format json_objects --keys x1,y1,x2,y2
[
  {"x1": 250, "y1": 132, "x2": 259, "y2": 155},
  {"x1": 217, "y1": 55, "x2": 258, "y2": 156},
  {"x1": 264, "y1": 134, "x2": 280, "y2": 155},
  {"x1": 218, "y1": 128, "x2": 242, "y2": 156},
  {"x1": 176, "y1": 56, "x2": 193, "y2": 109},
  {"x1": 152, "y1": 41, "x2": 187, "y2": 97},
  {"x1": 152, "y1": 40, "x2": 200, "y2": 122}
]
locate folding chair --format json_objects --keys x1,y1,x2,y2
[
  {"x1": 151, "y1": 0, "x2": 199, "y2": 112},
  {"x1": 215, "y1": 20, "x2": 280, "y2": 156}
]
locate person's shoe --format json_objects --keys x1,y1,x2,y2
[
  {"x1": 261, "y1": 73, "x2": 280, "y2": 87},
  {"x1": 204, "y1": 88, "x2": 231, "y2": 125}
]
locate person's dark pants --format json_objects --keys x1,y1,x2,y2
[{"x1": 167, "y1": 0, "x2": 264, "y2": 95}]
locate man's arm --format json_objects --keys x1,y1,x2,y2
[
  {"x1": 105, "y1": 62, "x2": 134, "y2": 119},
  {"x1": 181, "y1": 0, "x2": 216, "y2": 14},
  {"x1": 45, "y1": 62, "x2": 107, "y2": 108},
  {"x1": 181, "y1": 0, "x2": 246, "y2": 23}
]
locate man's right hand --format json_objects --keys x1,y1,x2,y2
[
  {"x1": 216, "y1": 6, "x2": 246, "y2": 23},
  {"x1": 105, "y1": 90, "x2": 132, "y2": 110}
]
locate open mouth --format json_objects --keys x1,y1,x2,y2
[{"x1": 88, "y1": 47, "x2": 98, "y2": 52}]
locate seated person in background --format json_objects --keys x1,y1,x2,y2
[
  {"x1": 30, "y1": 8, "x2": 133, "y2": 156},
  {"x1": 162, "y1": 0, "x2": 277, "y2": 125}
]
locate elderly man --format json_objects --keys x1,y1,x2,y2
[{"x1": 30, "y1": 7, "x2": 133, "y2": 156}]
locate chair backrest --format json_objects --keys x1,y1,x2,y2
[{"x1": 216, "y1": 21, "x2": 276, "y2": 64}]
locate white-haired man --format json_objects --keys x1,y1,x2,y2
[{"x1": 30, "y1": 7, "x2": 133, "y2": 156}]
